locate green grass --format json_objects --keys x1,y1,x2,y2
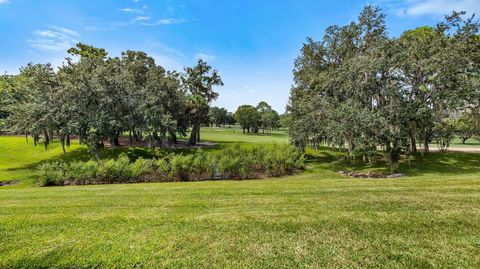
[
  {"x1": 0, "y1": 128, "x2": 480, "y2": 268},
  {"x1": 0, "y1": 127, "x2": 289, "y2": 185},
  {"x1": 0, "y1": 137, "x2": 170, "y2": 186},
  {"x1": 444, "y1": 136, "x2": 480, "y2": 147},
  {"x1": 0, "y1": 137, "x2": 83, "y2": 186},
  {"x1": 199, "y1": 126, "x2": 289, "y2": 144}
]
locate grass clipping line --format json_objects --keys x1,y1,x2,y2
[{"x1": 36, "y1": 143, "x2": 305, "y2": 186}]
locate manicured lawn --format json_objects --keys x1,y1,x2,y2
[
  {"x1": 0, "y1": 128, "x2": 479, "y2": 268},
  {"x1": 0, "y1": 136, "x2": 83, "y2": 186},
  {"x1": 446, "y1": 136, "x2": 480, "y2": 147},
  {"x1": 1, "y1": 170, "x2": 479, "y2": 268},
  {"x1": 199, "y1": 126, "x2": 289, "y2": 144}
]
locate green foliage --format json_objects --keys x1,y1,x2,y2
[
  {"x1": 234, "y1": 101, "x2": 280, "y2": 135},
  {"x1": 288, "y1": 6, "x2": 480, "y2": 163},
  {"x1": 35, "y1": 144, "x2": 304, "y2": 186},
  {"x1": 67, "y1": 160, "x2": 99, "y2": 185},
  {"x1": 168, "y1": 154, "x2": 194, "y2": 181},
  {"x1": 183, "y1": 59, "x2": 224, "y2": 145},
  {"x1": 455, "y1": 115, "x2": 479, "y2": 144},
  {"x1": 130, "y1": 158, "x2": 156, "y2": 179},
  {"x1": 37, "y1": 162, "x2": 66, "y2": 186},
  {"x1": 4, "y1": 44, "x2": 223, "y2": 156},
  {"x1": 234, "y1": 105, "x2": 259, "y2": 134},
  {"x1": 433, "y1": 118, "x2": 457, "y2": 152}
]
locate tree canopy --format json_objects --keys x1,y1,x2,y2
[
  {"x1": 2, "y1": 43, "x2": 223, "y2": 158},
  {"x1": 288, "y1": 6, "x2": 480, "y2": 164}
]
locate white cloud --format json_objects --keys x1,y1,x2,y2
[
  {"x1": 121, "y1": 8, "x2": 143, "y2": 13},
  {"x1": 140, "y1": 18, "x2": 186, "y2": 26},
  {"x1": 150, "y1": 41, "x2": 186, "y2": 59},
  {"x1": 27, "y1": 26, "x2": 79, "y2": 51},
  {"x1": 394, "y1": 0, "x2": 480, "y2": 17},
  {"x1": 50, "y1": 25, "x2": 79, "y2": 37},
  {"x1": 195, "y1": 52, "x2": 215, "y2": 62},
  {"x1": 0, "y1": 0, "x2": 9, "y2": 4},
  {"x1": 113, "y1": 14, "x2": 185, "y2": 27},
  {"x1": 133, "y1": 16, "x2": 150, "y2": 21}
]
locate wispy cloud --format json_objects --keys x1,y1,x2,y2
[
  {"x1": 195, "y1": 52, "x2": 215, "y2": 62},
  {"x1": 139, "y1": 18, "x2": 186, "y2": 26},
  {"x1": 50, "y1": 25, "x2": 79, "y2": 37},
  {"x1": 120, "y1": 8, "x2": 143, "y2": 13},
  {"x1": 0, "y1": 0, "x2": 9, "y2": 4},
  {"x1": 151, "y1": 41, "x2": 186, "y2": 59},
  {"x1": 389, "y1": 0, "x2": 480, "y2": 17},
  {"x1": 133, "y1": 16, "x2": 150, "y2": 21},
  {"x1": 113, "y1": 18, "x2": 185, "y2": 27},
  {"x1": 27, "y1": 26, "x2": 79, "y2": 51},
  {"x1": 244, "y1": 85, "x2": 256, "y2": 94}
]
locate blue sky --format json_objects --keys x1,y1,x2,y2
[{"x1": 1, "y1": 0, "x2": 479, "y2": 112}]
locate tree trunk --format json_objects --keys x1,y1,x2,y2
[
  {"x1": 189, "y1": 123, "x2": 198, "y2": 145},
  {"x1": 423, "y1": 138, "x2": 429, "y2": 153},
  {"x1": 170, "y1": 131, "x2": 178, "y2": 144},
  {"x1": 409, "y1": 130, "x2": 417, "y2": 153},
  {"x1": 44, "y1": 129, "x2": 49, "y2": 150},
  {"x1": 60, "y1": 136, "x2": 66, "y2": 154},
  {"x1": 197, "y1": 124, "x2": 201, "y2": 142},
  {"x1": 25, "y1": 129, "x2": 28, "y2": 144}
]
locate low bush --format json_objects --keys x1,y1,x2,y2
[
  {"x1": 37, "y1": 162, "x2": 67, "y2": 186},
  {"x1": 36, "y1": 144, "x2": 305, "y2": 186}
]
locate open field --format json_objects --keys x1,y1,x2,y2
[{"x1": 0, "y1": 128, "x2": 480, "y2": 268}]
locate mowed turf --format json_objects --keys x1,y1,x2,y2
[
  {"x1": 0, "y1": 128, "x2": 480, "y2": 268},
  {"x1": 0, "y1": 137, "x2": 83, "y2": 186}
]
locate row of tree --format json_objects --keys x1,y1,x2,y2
[
  {"x1": 0, "y1": 43, "x2": 223, "y2": 159},
  {"x1": 209, "y1": 106, "x2": 236, "y2": 127},
  {"x1": 288, "y1": 7, "x2": 480, "y2": 164},
  {"x1": 234, "y1": 101, "x2": 280, "y2": 134}
]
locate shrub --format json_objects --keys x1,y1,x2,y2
[
  {"x1": 37, "y1": 162, "x2": 67, "y2": 186},
  {"x1": 36, "y1": 143, "x2": 305, "y2": 186},
  {"x1": 130, "y1": 158, "x2": 156, "y2": 179},
  {"x1": 169, "y1": 154, "x2": 193, "y2": 181},
  {"x1": 192, "y1": 149, "x2": 213, "y2": 179},
  {"x1": 68, "y1": 160, "x2": 99, "y2": 185},
  {"x1": 98, "y1": 153, "x2": 132, "y2": 183},
  {"x1": 156, "y1": 158, "x2": 170, "y2": 180}
]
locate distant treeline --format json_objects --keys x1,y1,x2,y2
[{"x1": 288, "y1": 6, "x2": 480, "y2": 166}]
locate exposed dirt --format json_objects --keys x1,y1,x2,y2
[
  {"x1": 338, "y1": 171, "x2": 405, "y2": 179},
  {"x1": 429, "y1": 147, "x2": 480, "y2": 153},
  {"x1": 107, "y1": 138, "x2": 216, "y2": 149},
  {"x1": 0, "y1": 180, "x2": 19, "y2": 187}
]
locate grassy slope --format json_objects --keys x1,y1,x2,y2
[
  {"x1": 0, "y1": 128, "x2": 479, "y2": 268},
  {"x1": 0, "y1": 137, "x2": 83, "y2": 186}
]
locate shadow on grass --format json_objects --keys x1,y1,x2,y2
[
  {"x1": 6, "y1": 141, "x2": 479, "y2": 181},
  {"x1": 401, "y1": 152, "x2": 480, "y2": 176},
  {"x1": 4, "y1": 142, "x2": 225, "y2": 175},
  {"x1": 305, "y1": 148, "x2": 480, "y2": 177}
]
